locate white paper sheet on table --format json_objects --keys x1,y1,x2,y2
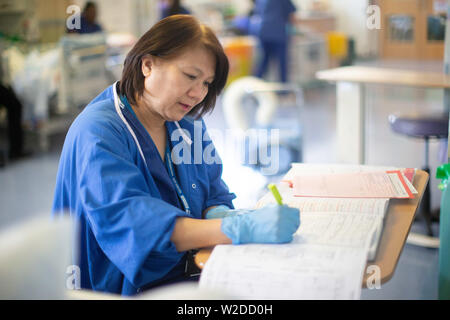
[
  {"x1": 199, "y1": 242, "x2": 371, "y2": 300},
  {"x1": 256, "y1": 186, "x2": 389, "y2": 261},
  {"x1": 256, "y1": 185, "x2": 389, "y2": 215},
  {"x1": 200, "y1": 164, "x2": 414, "y2": 299},
  {"x1": 199, "y1": 213, "x2": 379, "y2": 300},
  {"x1": 295, "y1": 212, "x2": 383, "y2": 247}
]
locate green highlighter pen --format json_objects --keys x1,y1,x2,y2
[{"x1": 268, "y1": 183, "x2": 283, "y2": 205}]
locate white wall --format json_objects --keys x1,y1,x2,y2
[
  {"x1": 72, "y1": 0, "x2": 375, "y2": 56},
  {"x1": 294, "y1": 0, "x2": 374, "y2": 57},
  {"x1": 73, "y1": 0, "x2": 157, "y2": 37}
]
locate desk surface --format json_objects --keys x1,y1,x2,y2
[
  {"x1": 316, "y1": 66, "x2": 450, "y2": 89},
  {"x1": 195, "y1": 170, "x2": 429, "y2": 287}
]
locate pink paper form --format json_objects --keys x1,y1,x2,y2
[{"x1": 293, "y1": 171, "x2": 414, "y2": 199}]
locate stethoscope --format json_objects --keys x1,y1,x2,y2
[
  {"x1": 112, "y1": 81, "x2": 193, "y2": 215},
  {"x1": 112, "y1": 81, "x2": 192, "y2": 166}
]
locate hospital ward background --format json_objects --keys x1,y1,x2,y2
[{"x1": 0, "y1": 0, "x2": 449, "y2": 300}]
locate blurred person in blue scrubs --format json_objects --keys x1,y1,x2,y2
[
  {"x1": 52, "y1": 15, "x2": 300, "y2": 296},
  {"x1": 67, "y1": 1, "x2": 103, "y2": 34},
  {"x1": 230, "y1": 0, "x2": 256, "y2": 35},
  {"x1": 159, "y1": 0, "x2": 191, "y2": 19},
  {"x1": 251, "y1": 0, "x2": 297, "y2": 82}
]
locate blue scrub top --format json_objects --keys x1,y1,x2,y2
[
  {"x1": 52, "y1": 84, "x2": 235, "y2": 295},
  {"x1": 160, "y1": 6, "x2": 191, "y2": 20},
  {"x1": 77, "y1": 16, "x2": 103, "y2": 34},
  {"x1": 119, "y1": 95, "x2": 184, "y2": 212},
  {"x1": 251, "y1": 0, "x2": 296, "y2": 42}
]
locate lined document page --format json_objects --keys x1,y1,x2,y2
[
  {"x1": 199, "y1": 243, "x2": 370, "y2": 300},
  {"x1": 256, "y1": 183, "x2": 389, "y2": 216},
  {"x1": 295, "y1": 212, "x2": 383, "y2": 248},
  {"x1": 199, "y1": 212, "x2": 379, "y2": 299},
  {"x1": 201, "y1": 164, "x2": 412, "y2": 299},
  {"x1": 256, "y1": 187, "x2": 388, "y2": 261}
]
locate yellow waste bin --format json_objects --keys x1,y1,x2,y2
[
  {"x1": 221, "y1": 36, "x2": 256, "y2": 86},
  {"x1": 326, "y1": 31, "x2": 348, "y2": 59}
]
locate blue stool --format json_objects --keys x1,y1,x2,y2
[{"x1": 389, "y1": 112, "x2": 449, "y2": 237}]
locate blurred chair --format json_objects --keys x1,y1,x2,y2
[
  {"x1": 389, "y1": 112, "x2": 449, "y2": 239},
  {"x1": 222, "y1": 76, "x2": 304, "y2": 176},
  {"x1": 0, "y1": 216, "x2": 72, "y2": 299},
  {"x1": 0, "y1": 215, "x2": 230, "y2": 300}
]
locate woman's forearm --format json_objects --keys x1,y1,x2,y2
[{"x1": 170, "y1": 217, "x2": 232, "y2": 252}]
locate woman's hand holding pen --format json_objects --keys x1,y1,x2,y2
[
  {"x1": 205, "y1": 184, "x2": 300, "y2": 244},
  {"x1": 220, "y1": 204, "x2": 300, "y2": 244}
]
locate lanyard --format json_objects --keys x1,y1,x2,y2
[
  {"x1": 165, "y1": 138, "x2": 191, "y2": 216},
  {"x1": 117, "y1": 90, "x2": 191, "y2": 215}
]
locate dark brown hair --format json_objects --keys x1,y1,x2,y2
[{"x1": 119, "y1": 14, "x2": 229, "y2": 118}]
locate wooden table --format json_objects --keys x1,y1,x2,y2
[
  {"x1": 195, "y1": 170, "x2": 429, "y2": 287},
  {"x1": 315, "y1": 66, "x2": 450, "y2": 164}
]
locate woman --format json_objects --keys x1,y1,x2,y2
[{"x1": 52, "y1": 15, "x2": 299, "y2": 296}]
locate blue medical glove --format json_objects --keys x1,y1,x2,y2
[
  {"x1": 205, "y1": 205, "x2": 234, "y2": 219},
  {"x1": 221, "y1": 204, "x2": 300, "y2": 244},
  {"x1": 205, "y1": 205, "x2": 251, "y2": 219}
]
